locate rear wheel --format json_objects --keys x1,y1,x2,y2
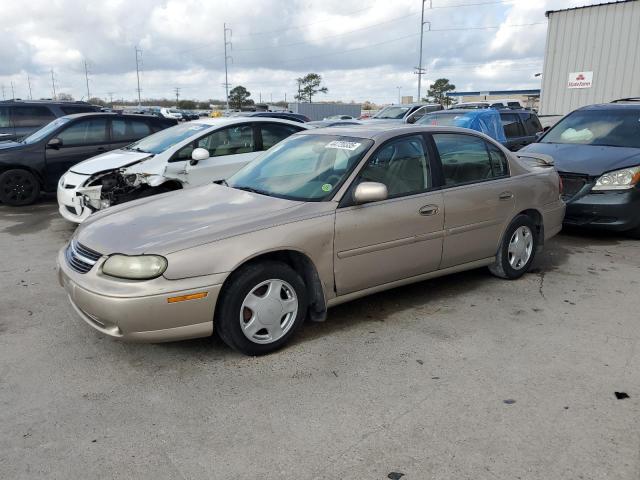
[
  {"x1": 489, "y1": 214, "x2": 538, "y2": 279},
  {"x1": 0, "y1": 169, "x2": 41, "y2": 206},
  {"x1": 215, "y1": 261, "x2": 308, "y2": 355}
]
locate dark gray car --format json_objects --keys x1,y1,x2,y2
[{"x1": 0, "y1": 100, "x2": 100, "y2": 142}]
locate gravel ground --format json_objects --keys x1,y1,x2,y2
[{"x1": 1, "y1": 199, "x2": 639, "y2": 480}]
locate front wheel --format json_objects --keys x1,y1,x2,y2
[
  {"x1": 0, "y1": 169, "x2": 41, "y2": 206},
  {"x1": 489, "y1": 214, "x2": 538, "y2": 279},
  {"x1": 215, "y1": 261, "x2": 308, "y2": 355}
]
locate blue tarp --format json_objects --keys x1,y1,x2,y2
[{"x1": 418, "y1": 109, "x2": 507, "y2": 143}]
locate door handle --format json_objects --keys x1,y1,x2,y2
[
  {"x1": 499, "y1": 191, "x2": 514, "y2": 200},
  {"x1": 419, "y1": 205, "x2": 439, "y2": 216},
  {"x1": 96, "y1": 146, "x2": 106, "y2": 151}
]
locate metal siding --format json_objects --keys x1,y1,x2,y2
[
  {"x1": 288, "y1": 103, "x2": 362, "y2": 121},
  {"x1": 540, "y1": 1, "x2": 640, "y2": 115}
]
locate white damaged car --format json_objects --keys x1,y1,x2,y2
[{"x1": 57, "y1": 117, "x2": 307, "y2": 223}]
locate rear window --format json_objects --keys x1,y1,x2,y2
[
  {"x1": 541, "y1": 109, "x2": 640, "y2": 148},
  {"x1": 0, "y1": 106, "x2": 10, "y2": 128},
  {"x1": 500, "y1": 113, "x2": 525, "y2": 138},
  {"x1": 11, "y1": 106, "x2": 56, "y2": 127},
  {"x1": 524, "y1": 114, "x2": 542, "y2": 134}
]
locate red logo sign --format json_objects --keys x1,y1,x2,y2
[{"x1": 576, "y1": 74, "x2": 585, "y2": 81}]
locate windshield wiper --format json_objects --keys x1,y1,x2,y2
[{"x1": 233, "y1": 185, "x2": 271, "y2": 196}]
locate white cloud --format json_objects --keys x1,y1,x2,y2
[{"x1": 0, "y1": 0, "x2": 608, "y2": 103}]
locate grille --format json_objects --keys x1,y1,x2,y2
[
  {"x1": 559, "y1": 173, "x2": 588, "y2": 201},
  {"x1": 65, "y1": 240, "x2": 102, "y2": 274}
]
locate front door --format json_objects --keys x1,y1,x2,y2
[
  {"x1": 431, "y1": 132, "x2": 516, "y2": 268},
  {"x1": 334, "y1": 134, "x2": 445, "y2": 295},
  {"x1": 176, "y1": 122, "x2": 261, "y2": 186},
  {"x1": 44, "y1": 117, "x2": 110, "y2": 189}
]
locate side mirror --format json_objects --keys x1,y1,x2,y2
[
  {"x1": 190, "y1": 147, "x2": 210, "y2": 165},
  {"x1": 353, "y1": 182, "x2": 388, "y2": 204},
  {"x1": 535, "y1": 131, "x2": 545, "y2": 141},
  {"x1": 47, "y1": 138, "x2": 62, "y2": 149}
]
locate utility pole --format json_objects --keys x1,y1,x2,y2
[
  {"x1": 397, "y1": 86, "x2": 402, "y2": 104},
  {"x1": 134, "y1": 46, "x2": 143, "y2": 106},
  {"x1": 174, "y1": 87, "x2": 181, "y2": 105},
  {"x1": 297, "y1": 79, "x2": 302, "y2": 102},
  {"x1": 50, "y1": 69, "x2": 57, "y2": 100},
  {"x1": 10, "y1": 81, "x2": 15, "y2": 100},
  {"x1": 1, "y1": 85, "x2": 5, "y2": 100},
  {"x1": 259, "y1": 92, "x2": 262, "y2": 103},
  {"x1": 27, "y1": 74, "x2": 33, "y2": 99},
  {"x1": 107, "y1": 92, "x2": 114, "y2": 106},
  {"x1": 415, "y1": 0, "x2": 432, "y2": 102},
  {"x1": 223, "y1": 23, "x2": 232, "y2": 111},
  {"x1": 83, "y1": 60, "x2": 91, "y2": 100}
]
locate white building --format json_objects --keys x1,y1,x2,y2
[{"x1": 539, "y1": 0, "x2": 640, "y2": 116}]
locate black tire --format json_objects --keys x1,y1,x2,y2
[
  {"x1": 489, "y1": 214, "x2": 538, "y2": 279},
  {"x1": 215, "y1": 261, "x2": 308, "y2": 356},
  {"x1": 0, "y1": 169, "x2": 41, "y2": 206}
]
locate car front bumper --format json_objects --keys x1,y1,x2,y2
[
  {"x1": 57, "y1": 172, "x2": 93, "y2": 223},
  {"x1": 564, "y1": 188, "x2": 640, "y2": 231},
  {"x1": 57, "y1": 247, "x2": 226, "y2": 342}
]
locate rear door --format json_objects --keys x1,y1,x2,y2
[
  {"x1": 11, "y1": 106, "x2": 56, "y2": 139},
  {"x1": 431, "y1": 132, "x2": 515, "y2": 268},
  {"x1": 500, "y1": 112, "x2": 528, "y2": 150},
  {"x1": 334, "y1": 134, "x2": 444, "y2": 294},
  {"x1": 520, "y1": 113, "x2": 543, "y2": 147},
  {"x1": 44, "y1": 117, "x2": 109, "y2": 189}
]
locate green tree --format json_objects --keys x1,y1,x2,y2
[
  {"x1": 424, "y1": 78, "x2": 456, "y2": 106},
  {"x1": 295, "y1": 73, "x2": 328, "y2": 103},
  {"x1": 229, "y1": 85, "x2": 252, "y2": 110},
  {"x1": 177, "y1": 99, "x2": 197, "y2": 110}
]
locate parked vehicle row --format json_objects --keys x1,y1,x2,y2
[{"x1": 57, "y1": 125, "x2": 565, "y2": 355}]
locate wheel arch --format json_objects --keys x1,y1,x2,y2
[
  {"x1": 517, "y1": 208, "x2": 545, "y2": 252},
  {"x1": 219, "y1": 249, "x2": 328, "y2": 322},
  {"x1": 0, "y1": 164, "x2": 45, "y2": 188}
]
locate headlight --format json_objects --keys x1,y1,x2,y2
[
  {"x1": 592, "y1": 166, "x2": 640, "y2": 191},
  {"x1": 102, "y1": 254, "x2": 167, "y2": 280}
]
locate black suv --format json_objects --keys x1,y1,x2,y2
[
  {"x1": 0, "y1": 112, "x2": 177, "y2": 206},
  {"x1": 0, "y1": 100, "x2": 101, "y2": 142},
  {"x1": 497, "y1": 109, "x2": 544, "y2": 150}
]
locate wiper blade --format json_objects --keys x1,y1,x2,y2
[{"x1": 233, "y1": 185, "x2": 271, "y2": 196}]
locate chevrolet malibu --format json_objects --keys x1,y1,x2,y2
[{"x1": 58, "y1": 125, "x2": 565, "y2": 355}]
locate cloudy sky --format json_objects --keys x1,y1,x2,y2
[{"x1": 0, "y1": 0, "x2": 604, "y2": 104}]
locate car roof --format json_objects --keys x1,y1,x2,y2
[
  {"x1": 297, "y1": 124, "x2": 496, "y2": 142},
  {"x1": 185, "y1": 116, "x2": 309, "y2": 128},
  {"x1": 62, "y1": 112, "x2": 168, "y2": 120},
  {"x1": 578, "y1": 102, "x2": 640, "y2": 111}
]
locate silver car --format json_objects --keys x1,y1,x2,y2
[{"x1": 58, "y1": 125, "x2": 565, "y2": 355}]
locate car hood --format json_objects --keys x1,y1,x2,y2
[
  {"x1": 520, "y1": 142, "x2": 640, "y2": 176},
  {"x1": 0, "y1": 140, "x2": 26, "y2": 151},
  {"x1": 75, "y1": 184, "x2": 328, "y2": 255},
  {"x1": 70, "y1": 150, "x2": 153, "y2": 175}
]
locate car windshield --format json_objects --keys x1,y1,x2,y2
[
  {"x1": 124, "y1": 122, "x2": 210, "y2": 154},
  {"x1": 21, "y1": 117, "x2": 70, "y2": 144},
  {"x1": 373, "y1": 106, "x2": 411, "y2": 119},
  {"x1": 228, "y1": 134, "x2": 373, "y2": 201},
  {"x1": 417, "y1": 112, "x2": 467, "y2": 126},
  {"x1": 541, "y1": 109, "x2": 640, "y2": 148}
]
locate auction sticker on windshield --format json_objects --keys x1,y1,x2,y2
[{"x1": 325, "y1": 140, "x2": 361, "y2": 150}]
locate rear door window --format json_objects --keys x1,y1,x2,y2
[
  {"x1": 259, "y1": 123, "x2": 301, "y2": 150},
  {"x1": 433, "y1": 133, "x2": 507, "y2": 186},
  {"x1": 0, "y1": 107, "x2": 11, "y2": 128},
  {"x1": 197, "y1": 124, "x2": 255, "y2": 157},
  {"x1": 523, "y1": 114, "x2": 543, "y2": 135},
  {"x1": 11, "y1": 106, "x2": 56, "y2": 127},
  {"x1": 111, "y1": 118, "x2": 152, "y2": 142},
  {"x1": 500, "y1": 113, "x2": 525, "y2": 138},
  {"x1": 58, "y1": 118, "x2": 109, "y2": 145}
]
